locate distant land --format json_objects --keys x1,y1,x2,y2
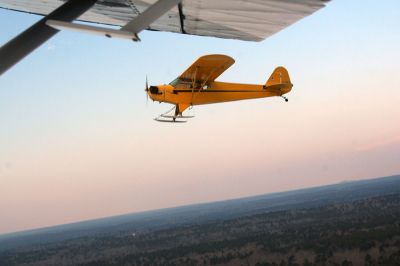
[{"x1": 1, "y1": 174, "x2": 400, "y2": 265}]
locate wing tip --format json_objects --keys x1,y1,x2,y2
[{"x1": 196, "y1": 54, "x2": 235, "y2": 64}]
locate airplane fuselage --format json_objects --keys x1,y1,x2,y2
[{"x1": 148, "y1": 81, "x2": 293, "y2": 107}]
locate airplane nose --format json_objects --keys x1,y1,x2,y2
[{"x1": 149, "y1": 86, "x2": 160, "y2": 94}]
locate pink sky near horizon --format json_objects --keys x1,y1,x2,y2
[
  {"x1": 0, "y1": 0, "x2": 400, "y2": 234},
  {"x1": 1, "y1": 91, "x2": 399, "y2": 233}
]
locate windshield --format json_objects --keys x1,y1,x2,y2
[{"x1": 169, "y1": 77, "x2": 180, "y2": 86}]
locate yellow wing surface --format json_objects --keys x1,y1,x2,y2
[{"x1": 171, "y1": 54, "x2": 235, "y2": 88}]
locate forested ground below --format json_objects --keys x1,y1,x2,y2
[{"x1": 1, "y1": 193, "x2": 399, "y2": 266}]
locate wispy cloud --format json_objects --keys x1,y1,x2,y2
[
  {"x1": 46, "y1": 44, "x2": 56, "y2": 51},
  {"x1": 356, "y1": 135, "x2": 400, "y2": 152}
]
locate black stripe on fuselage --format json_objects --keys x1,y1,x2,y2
[{"x1": 172, "y1": 90, "x2": 267, "y2": 93}]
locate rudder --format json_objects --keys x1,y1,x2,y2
[{"x1": 265, "y1": 67, "x2": 291, "y2": 87}]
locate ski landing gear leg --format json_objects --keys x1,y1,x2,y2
[{"x1": 154, "y1": 105, "x2": 194, "y2": 123}]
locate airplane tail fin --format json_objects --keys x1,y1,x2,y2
[
  {"x1": 264, "y1": 67, "x2": 292, "y2": 96},
  {"x1": 265, "y1": 66, "x2": 291, "y2": 87}
]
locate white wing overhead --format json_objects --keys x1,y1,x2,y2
[
  {"x1": 176, "y1": 0, "x2": 329, "y2": 41},
  {"x1": 0, "y1": 0, "x2": 329, "y2": 41}
]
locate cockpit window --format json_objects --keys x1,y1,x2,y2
[{"x1": 169, "y1": 77, "x2": 180, "y2": 86}]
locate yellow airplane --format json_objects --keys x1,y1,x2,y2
[{"x1": 146, "y1": 54, "x2": 293, "y2": 122}]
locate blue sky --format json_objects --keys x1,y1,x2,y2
[{"x1": 0, "y1": 0, "x2": 399, "y2": 234}]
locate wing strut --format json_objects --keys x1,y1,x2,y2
[
  {"x1": 0, "y1": 0, "x2": 98, "y2": 76},
  {"x1": 0, "y1": 0, "x2": 182, "y2": 75},
  {"x1": 47, "y1": 0, "x2": 182, "y2": 41}
]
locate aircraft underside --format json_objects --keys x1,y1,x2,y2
[{"x1": 0, "y1": 0, "x2": 329, "y2": 75}]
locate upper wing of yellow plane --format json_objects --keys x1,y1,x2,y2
[{"x1": 171, "y1": 54, "x2": 235, "y2": 87}]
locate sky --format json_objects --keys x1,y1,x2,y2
[{"x1": 0, "y1": 0, "x2": 399, "y2": 234}]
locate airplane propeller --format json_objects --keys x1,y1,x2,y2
[{"x1": 145, "y1": 75, "x2": 149, "y2": 104}]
